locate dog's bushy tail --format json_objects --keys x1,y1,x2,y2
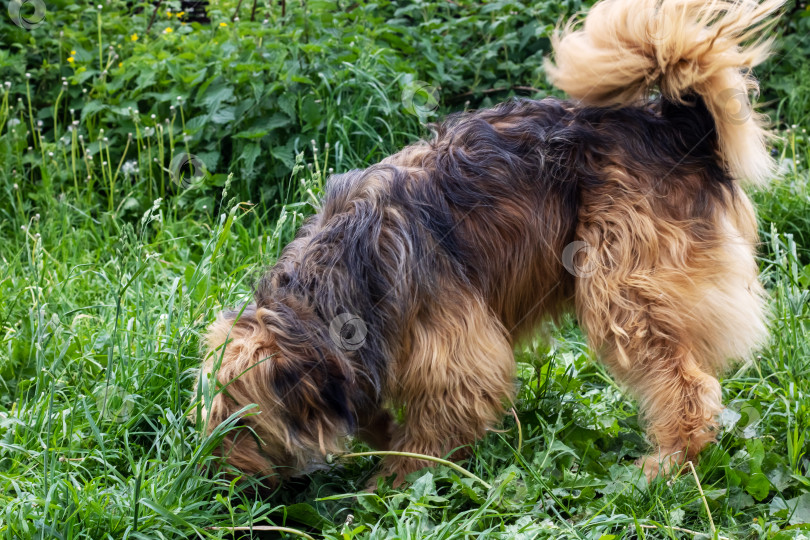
[{"x1": 545, "y1": 0, "x2": 783, "y2": 186}]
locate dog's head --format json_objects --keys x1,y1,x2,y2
[{"x1": 191, "y1": 303, "x2": 356, "y2": 484}]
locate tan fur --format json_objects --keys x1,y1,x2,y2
[
  {"x1": 575, "y1": 169, "x2": 767, "y2": 474},
  {"x1": 545, "y1": 0, "x2": 783, "y2": 185},
  {"x1": 380, "y1": 285, "x2": 515, "y2": 484}
]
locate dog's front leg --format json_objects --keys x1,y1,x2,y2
[{"x1": 374, "y1": 291, "x2": 516, "y2": 487}]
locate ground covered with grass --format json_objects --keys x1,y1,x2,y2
[{"x1": 1, "y1": 1, "x2": 809, "y2": 538}]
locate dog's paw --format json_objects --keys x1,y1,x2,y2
[{"x1": 636, "y1": 451, "x2": 685, "y2": 482}]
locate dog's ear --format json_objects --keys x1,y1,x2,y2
[
  {"x1": 194, "y1": 304, "x2": 356, "y2": 478},
  {"x1": 263, "y1": 304, "x2": 357, "y2": 455},
  {"x1": 194, "y1": 305, "x2": 299, "y2": 478}
]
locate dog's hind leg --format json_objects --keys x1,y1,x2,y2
[
  {"x1": 574, "y1": 181, "x2": 767, "y2": 478},
  {"x1": 684, "y1": 194, "x2": 769, "y2": 377},
  {"x1": 375, "y1": 290, "x2": 516, "y2": 486}
]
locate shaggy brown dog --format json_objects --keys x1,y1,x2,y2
[{"x1": 192, "y1": 0, "x2": 782, "y2": 485}]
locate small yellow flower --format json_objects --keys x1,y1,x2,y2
[
  {"x1": 166, "y1": 9, "x2": 171, "y2": 16},
  {"x1": 219, "y1": 22, "x2": 227, "y2": 27},
  {"x1": 131, "y1": 33, "x2": 138, "y2": 41},
  {"x1": 67, "y1": 57, "x2": 75, "y2": 64},
  {"x1": 164, "y1": 27, "x2": 173, "y2": 33},
  {"x1": 70, "y1": 50, "x2": 76, "y2": 55},
  {"x1": 177, "y1": 11, "x2": 185, "y2": 17},
  {"x1": 118, "y1": 62, "x2": 122, "y2": 68}
]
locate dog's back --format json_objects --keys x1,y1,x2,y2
[{"x1": 379, "y1": 93, "x2": 740, "y2": 337}]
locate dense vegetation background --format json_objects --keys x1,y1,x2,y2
[{"x1": 0, "y1": 0, "x2": 809, "y2": 538}]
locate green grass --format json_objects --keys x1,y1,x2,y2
[{"x1": 1, "y1": 1, "x2": 810, "y2": 538}]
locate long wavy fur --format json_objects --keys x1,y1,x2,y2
[
  {"x1": 545, "y1": 0, "x2": 783, "y2": 185},
  {"x1": 192, "y1": 0, "x2": 781, "y2": 485}
]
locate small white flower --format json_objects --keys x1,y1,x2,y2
[{"x1": 122, "y1": 160, "x2": 139, "y2": 176}]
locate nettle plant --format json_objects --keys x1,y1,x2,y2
[
  {"x1": 0, "y1": 0, "x2": 599, "y2": 215},
  {"x1": 2, "y1": 0, "x2": 807, "y2": 214}
]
